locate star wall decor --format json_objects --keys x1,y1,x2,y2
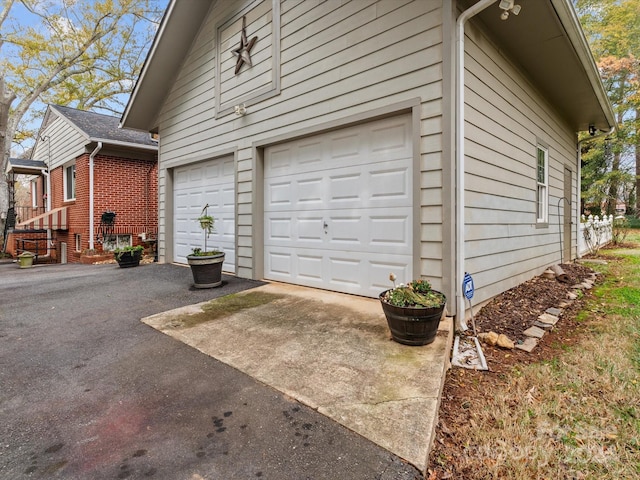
[{"x1": 232, "y1": 16, "x2": 258, "y2": 75}]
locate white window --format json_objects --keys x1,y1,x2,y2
[
  {"x1": 103, "y1": 234, "x2": 133, "y2": 252},
  {"x1": 75, "y1": 234, "x2": 81, "y2": 252},
  {"x1": 536, "y1": 145, "x2": 548, "y2": 223},
  {"x1": 64, "y1": 163, "x2": 76, "y2": 201},
  {"x1": 31, "y1": 179, "x2": 38, "y2": 207}
]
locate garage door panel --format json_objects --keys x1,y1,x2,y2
[
  {"x1": 298, "y1": 141, "x2": 323, "y2": 166},
  {"x1": 297, "y1": 216, "x2": 324, "y2": 242},
  {"x1": 369, "y1": 167, "x2": 410, "y2": 201},
  {"x1": 329, "y1": 216, "x2": 362, "y2": 244},
  {"x1": 370, "y1": 121, "x2": 410, "y2": 156},
  {"x1": 264, "y1": 115, "x2": 412, "y2": 297},
  {"x1": 327, "y1": 256, "x2": 362, "y2": 287},
  {"x1": 298, "y1": 178, "x2": 323, "y2": 204},
  {"x1": 266, "y1": 217, "x2": 292, "y2": 241},
  {"x1": 329, "y1": 173, "x2": 362, "y2": 203},
  {"x1": 222, "y1": 187, "x2": 235, "y2": 207},
  {"x1": 329, "y1": 132, "x2": 361, "y2": 161},
  {"x1": 297, "y1": 254, "x2": 323, "y2": 281},
  {"x1": 368, "y1": 258, "x2": 412, "y2": 292},
  {"x1": 173, "y1": 157, "x2": 235, "y2": 272},
  {"x1": 370, "y1": 214, "x2": 411, "y2": 247},
  {"x1": 265, "y1": 181, "x2": 293, "y2": 208},
  {"x1": 266, "y1": 250, "x2": 293, "y2": 276}
]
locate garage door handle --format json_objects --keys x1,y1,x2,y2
[{"x1": 323, "y1": 220, "x2": 328, "y2": 233}]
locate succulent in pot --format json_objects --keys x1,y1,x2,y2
[{"x1": 379, "y1": 274, "x2": 446, "y2": 346}]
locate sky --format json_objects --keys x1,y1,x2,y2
[{"x1": 3, "y1": 0, "x2": 170, "y2": 157}]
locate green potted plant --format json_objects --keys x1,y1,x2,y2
[
  {"x1": 186, "y1": 204, "x2": 225, "y2": 288},
  {"x1": 113, "y1": 245, "x2": 144, "y2": 268},
  {"x1": 379, "y1": 274, "x2": 446, "y2": 346}
]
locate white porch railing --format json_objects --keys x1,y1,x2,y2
[{"x1": 579, "y1": 214, "x2": 614, "y2": 256}]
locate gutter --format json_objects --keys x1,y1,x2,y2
[
  {"x1": 40, "y1": 168, "x2": 51, "y2": 213},
  {"x1": 90, "y1": 137, "x2": 158, "y2": 152},
  {"x1": 455, "y1": 0, "x2": 498, "y2": 332},
  {"x1": 89, "y1": 142, "x2": 102, "y2": 250}
]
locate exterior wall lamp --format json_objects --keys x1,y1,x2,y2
[{"x1": 499, "y1": 0, "x2": 521, "y2": 20}]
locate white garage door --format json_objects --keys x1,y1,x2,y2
[
  {"x1": 264, "y1": 115, "x2": 413, "y2": 297},
  {"x1": 173, "y1": 157, "x2": 235, "y2": 272}
]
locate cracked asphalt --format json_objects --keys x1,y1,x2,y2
[{"x1": 0, "y1": 260, "x2": 422, "y2": 479}]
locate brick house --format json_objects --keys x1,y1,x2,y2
[{"x1": 6, "y1": 105, "x2": 158, "y2": 263}]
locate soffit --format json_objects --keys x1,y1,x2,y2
[{"x1": 462, "y1": 0, "x2": 614, "y2": 132}]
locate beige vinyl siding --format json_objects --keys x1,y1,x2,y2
[
  {"x1": 156, "y1": 0, "x2": 446, "y2": 286},
  {"x1": 33, "y1": 114, "x2": 87, "y2": 170},
  {"x1": 463, "y1": 20, "x2": 577, "y2": 304}
]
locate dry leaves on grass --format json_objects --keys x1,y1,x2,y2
[{"x1": 428, "y1": 261, "x2": 605, "y2": 479}]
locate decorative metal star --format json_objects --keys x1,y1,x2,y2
[{"x1": 232, "y1": 16, "x2": 258, "y2": 75}]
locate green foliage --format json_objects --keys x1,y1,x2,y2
[
  {"x1": 382, "y1": 279, "x2": 446, "y2": 309},
  {"x1": 575, "y1": 0, "x2": 640, "y2": 216},
  {"x1": 612, "y1": 215, "x2": 631, "y2": 244},
  {"x1": 113, "y1": 244, "x2": 143, "y2": 261},
  {"x1": 190, "y1": 247, "x2": 222, "y2": 257},
  {"x1": 196, "y1": 204, "x2": 216, "y2": 253}
]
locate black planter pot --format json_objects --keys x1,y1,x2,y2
[
  {"x1": 379, "y1": 289, "x2": 446, "y2": 346},
  {"x1": 115, "y1": 250, "x2": 142, "y2": 268},
  {"x1": 186, "y1": 252, "x2": 225, "y2": 288}
]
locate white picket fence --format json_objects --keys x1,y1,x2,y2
[{"x1": 578, "y1": 214, "x2": 614, "y2": 256}]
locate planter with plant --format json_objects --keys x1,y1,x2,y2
[
  {"x1": 186, "y1": 204, "x2": 225, "y2": 288},
  {"x1": 379, "y1": 274, "x2": 446, "y2": 346},
  {"x1": 113, "y1": 245, "x2": 144, "y2": 268}
]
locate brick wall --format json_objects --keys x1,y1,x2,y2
[{"x1": 49, "y1": 153, "x2": 158, "y2": 263}]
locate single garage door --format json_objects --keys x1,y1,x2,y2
[
  {"x1": 173, "y1": 157, "x2": 235, "y2": 272},
  {"x1": 264, "y1": 115, "x2": 413, "y2": 297}
]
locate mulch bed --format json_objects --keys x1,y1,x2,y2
[{"x1": 427, "y1": 257, "x2": 608, "y2": 479}]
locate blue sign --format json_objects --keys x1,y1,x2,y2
[{"x1": 463, "y1": 273, "x2": 474, "y2": 300}]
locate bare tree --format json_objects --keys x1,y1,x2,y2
[{"x1": 0, "y1": 0, "x2": 164, "y2": 233}]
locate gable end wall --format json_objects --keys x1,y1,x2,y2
[{"x1": 156, "y1": 0, "x2": 448, "y2": 290}]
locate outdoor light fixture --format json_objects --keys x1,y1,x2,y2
[
  {"x1": 499, "y1": 0, "x2": 521, "y2": 20},
  {"x1": 589, "y1": 124, "x2": 597, "y2": 136},
  {"x1": 234, "y1": 104, "x2": 247, "y2": 116}
]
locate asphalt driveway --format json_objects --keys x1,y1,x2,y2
[{"x1": 0, "y1": 260, "x2": 422, "y2": 479}]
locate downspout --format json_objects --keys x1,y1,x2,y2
[
  {"x1": 40, "y1": 168, "x2": 51, "y2": 257},
  {"x1": 455, "y1": 0, "x2": 498, "y2": 332},
  {"x1": 40, "y1": 168, "x2": 51, "y2": 213},
  {"x1": 89, "y1": 142, "x2": 102, "y2": 250},
  {"x1": 41, "y1": 135, "x2": 52, "y2": 256},
  {"x1": 576, "y1": 126, "x2": 614, "y2": 258}
]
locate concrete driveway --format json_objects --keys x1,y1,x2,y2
[{"x1": 0, "y1": 260, "x2": 425, "y2": 479}]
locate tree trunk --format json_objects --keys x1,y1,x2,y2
[
  {"x1": 0, "y1": 77, "x2": 17, "y2": 239},
  {"x1": 636, "y1": 109, "x2": 640, "y2": 217}
]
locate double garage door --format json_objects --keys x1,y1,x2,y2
[
  {"x1": 173, "y1": 157, "x2": 235, "y2": 272},
  {"x1": 264, "y1": 115, "x2": 414, "y2": 297}
]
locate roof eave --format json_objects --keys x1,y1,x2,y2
[
  {"x1": 550, "y1": 0, "x2": 616, "y2": 131},
  {"x1": 89, "y1": 137, "x2": 158, "y2": 152},
  {"x1": 120, "y1": 0, "x2": 214, "y2": 131}
]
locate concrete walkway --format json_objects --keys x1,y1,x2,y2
[{"x1": 143, "y1": 282, "x2": 453, "y2": 473}]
